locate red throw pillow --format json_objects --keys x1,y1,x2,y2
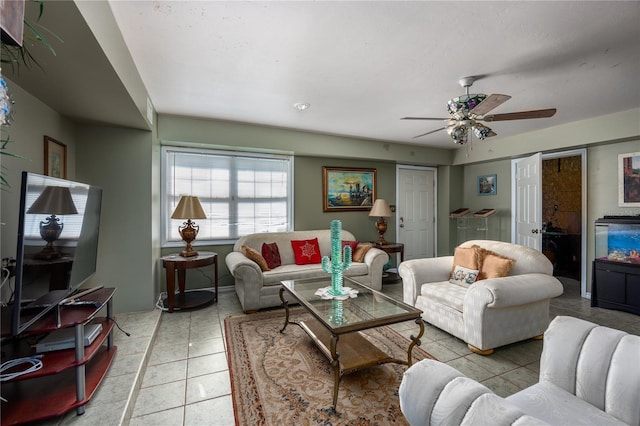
[
  {"x1": 341, "y1": 240, "x2": 359, "y2": 253},
  {"x1": 291, "y1": 238, "x2": 322, "y2": 265},
  {"x1": 261, "y1": 242, "x2": 282, "y2": 269}
]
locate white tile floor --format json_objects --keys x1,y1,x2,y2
[{"x1": 49, "y1": 277, "x2": 640, "y2": 426}]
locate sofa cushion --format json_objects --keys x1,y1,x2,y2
[
  {"x1": 449, "y1": 265, "x2": 479, "y2": 286},
  {"x1": 421, "y1": 281, "x2": 466, "y2": 313},
  {"x1": 242, "y1": 245, "x2": 270, "y2": 271},
  {"x1": 261, "y1": 242, "x2": 282, "y2": 269},
  {"x1": 291, "y1": 238, "x2": 322, "y2": 265},
  {"x1": 262, "y1": 262, "x2": 369, "y2": 286},
  {"x1": 507, "y1": 381, "x2": 626, "y2": 426},
  {"x1": 353, "y1": 243, "x2": 372, "y2": 262}
]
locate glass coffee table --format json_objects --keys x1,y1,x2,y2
[{"x1": 279, "y1": 277, "x2": 424, "y2": 410}]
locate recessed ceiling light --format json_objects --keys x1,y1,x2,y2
[{"x1": 294, "y1": 102, "x2": 310, "y2": 111}]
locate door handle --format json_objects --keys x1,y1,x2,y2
[
  {"x1": 532, "y1": 229, "x2": 539, "y2": 234},
  {"x1": 399, "y1": 217, "x2": 404, "y2": 228}
]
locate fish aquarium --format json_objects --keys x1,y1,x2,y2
[{"x1": 595, "y1": 215, "x2": 640, "y2": 264}]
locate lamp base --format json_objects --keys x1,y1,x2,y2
[
  {"x1": 375, "y1": 237, "x2": 389, "y2": 246},
  {"x1": 374, "y1": 217, "x2": 389, "y2": 246},
  {"x1": 33, "y1": 245, "x2": 61, "y2": 260},
  {"x1": 179, "y1": 248, "x2": 198, "y2": 258}
]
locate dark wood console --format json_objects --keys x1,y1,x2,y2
[
  {"x1": 0, "y1": 288, "x2": 117, "y2": 425},
  {"x1": 592, "y1": 260, "x2": 640, "y2": 315}
]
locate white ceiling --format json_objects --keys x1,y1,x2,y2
[
  {"x1": 106, "y1": 1, "x2": 640, "y2": 149},
  {"x1": 39, "y1": 1, "x2": 640, "y2": 149}
]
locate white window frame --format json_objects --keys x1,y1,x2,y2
[{"x1": 161, "y1": 146, "x2": 294, "y2": 246}]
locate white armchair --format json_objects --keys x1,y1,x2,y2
[
  {"x1": 399, "y1": 240, "x2": 563, "y2": 354},
  {"x1": 399, "y1": 316, "x2": 640, "y2": 425}
]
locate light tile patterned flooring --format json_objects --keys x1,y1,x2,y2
[{"x1": 51, "y1": 277, "x2": 640, "y2": 425}]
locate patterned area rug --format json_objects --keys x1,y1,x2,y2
[{"x1": 224, "y1": 308, "x2": 435, "y2": 426}]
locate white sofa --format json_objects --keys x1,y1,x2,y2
[
  {"x1": 399, "y1": 316, "x2": 640, "y2": 426},
  {"x1": 399, "y1": 240, "x2": 564, "y2": 354},
  {"x1": 225, "y1": 229, "x2": 388, "y2": 312}
]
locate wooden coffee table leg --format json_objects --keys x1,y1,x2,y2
[
  {"x1": 279, "y1": 287, "x2": 290, "y2": 333},
  {"x1": 330, "y1": 334, "x2": 341, "y2": 410},
  {"x1": 407, "y1": 318, "x2": 425, "y2": 366}
]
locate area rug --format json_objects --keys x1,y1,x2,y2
[{"x1": 224, "y1": 308, "x2": 435, "y2": 426}]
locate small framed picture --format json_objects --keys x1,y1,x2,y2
[
  {"x1": 44, "y1": 135, "x2": 67, "y2": 179},
  {"x1": 619, "y1": 152, "x2": 640, "y2": 207},
  {"x1": 478, "y1": 174, "x2": 497, "y2": 196}
]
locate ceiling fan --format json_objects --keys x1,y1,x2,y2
[{"x1": 402, "y1": 76, "x2": 557, "y2": 144}]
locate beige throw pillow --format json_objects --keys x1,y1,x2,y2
[
  {"x1": 474, "y1": 246, "x2": 516, "y2": 280},
  {"x1": 242, "y1": 245, "x2": 270, "y2": 272},
  {"x1": 450, "y1": 246, "x2": 481, "y2": 277},
  {"x1": 479, "y1": 254, "x2": 515, "y2": 279},
  {"x1": 353, "y1": 243, "x2": 373, "y2": 262}
]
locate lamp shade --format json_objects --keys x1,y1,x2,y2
[
  {"x1": 171, "y1": 196, "x2": 206, "y2": 219},
  {"x1": 369, "y1": 199, "x2": 392, "y2": 217},
  {"x1": 27, "y1": 186, "x2": 78, "y2": 215}
]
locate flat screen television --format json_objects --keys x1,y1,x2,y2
[{"x1": 1, "y1": 172, "x2": 103, "y2": 337}]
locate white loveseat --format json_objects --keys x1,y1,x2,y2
[
  {"x1": 399, "y1": 240, "x2": 564, "y2": 354},
  {"x1": 399, "y1": 316, "x2": 640, "y2": 426},
  {"x1": 225, "y1": 229, "x2": 388, "y2": 312}
]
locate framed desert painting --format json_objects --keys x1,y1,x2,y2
[
  {"x1": 44, "y1": 136, "x2": 67, "y2": 179},
  {"x1": 619, "y1": 152, "x2": 640, "y2": 207},
  {"x1": 322, "y1": 166, "x2": 376, "y2": 212}
]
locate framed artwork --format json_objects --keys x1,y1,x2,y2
[
  {"x1": 618, "y1": 152, "x2": 640, "y2": 207},
  {"x1": 322, "y1": 166, "x2": 376, "y2": 212},
  {"x1": 477, "y1": 174, "x2": 497, "y2": 196},
  {"x1": 44, "y1": 136, "x2": 67, "y2": 179}
]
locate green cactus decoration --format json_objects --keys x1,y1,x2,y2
[{"x1": 322, "y1": 220, "x2": 352, "y2": 296}]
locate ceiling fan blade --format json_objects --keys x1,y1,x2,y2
[
  {"x1": 402, "y1": 117, "x2": 449, "y2": 121},
  {"x1": 412, "y1": 127, "x2": 446, "y2": 139},
  {"x1": 470, "y1": 94, "x2": 511, "y2": 116},
  {"x1": 484, "y1": 108, "x2": 557, "y2": 122}
]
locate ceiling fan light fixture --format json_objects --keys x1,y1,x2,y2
[
  {"x1": 447, "y1": 123, "x2": 468, "y2": 144},
  {"x1": 472, "y1": 123, "x2": 492, "y2": 140},
  {"x1": 447, "y1": 93, "x2": 487, "y2": 116}
]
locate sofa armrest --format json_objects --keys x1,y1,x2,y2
[
  {"x1": 362, "y1": 247, "x2": 388, "y2": 291},
  {"x1": 400, "y1": 359, "x2": 537, "y2": 426},
  {"x1": 465, "y1": 274, "x2": 564, "y2": 309},
  {"x1": 225, "y1": 251, "x2": 263, "y2": 285},
  {"x1": 399, "y1": 256, "x2": 453, "y2": 305}
]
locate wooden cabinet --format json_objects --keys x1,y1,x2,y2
[
  {"x1": 0, "y1": 288, "x2": 117, "y2": 425},
  {"x1": 592, "y1": 260, "x2": 640, "y2": 315}
]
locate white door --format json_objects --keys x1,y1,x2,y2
[
  {"x1": 515, "y1": 153, "x2": 542, "y2": 250},
  {"x1": 397, "y1": 166, "x2": 436, "y2": 260}
]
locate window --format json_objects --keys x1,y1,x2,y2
[{"x1": 162, "y1": 147, "x2": 293, "y2": 245}]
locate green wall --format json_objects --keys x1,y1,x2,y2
[
  {"x1": 3, "y1": 75, "x2": 639, "y2": 313},
  {"x1": 462, "y1": 160, "x2": 513, "y2": 242},
  {"x1": 293, "y1": 156, "x2": 396, "y2": 242},
  {"x1": 75, "y1": 125, "x2": 159, "y2": 313}
]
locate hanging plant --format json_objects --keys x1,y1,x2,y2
[
  {"x1": 1, "y1": 0, "x2": 59, "y2": 189},
  {"x1": 1, "y1": 0, "x2": 60, "y2": 72}
]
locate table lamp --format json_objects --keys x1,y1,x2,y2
[
  {"x1": 369, "y1": 198, "x2": 392, "y2": 245},
  {"x1": 27, "y1": 185, "x2": 78, "y2": 260},
  {"x1": 171, "y1": 195, "x2": 206, "y2": 257}
]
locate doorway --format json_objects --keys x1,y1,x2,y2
[
  {"x1": 541, "y1": 154, "x2": 583, "y2": 282},
  {"x1": 395, "y1": 165, "x2": 437, "y2": 261},
  {"x1": 512, "y1": 149, "x2": 587, "y2": 297}
]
